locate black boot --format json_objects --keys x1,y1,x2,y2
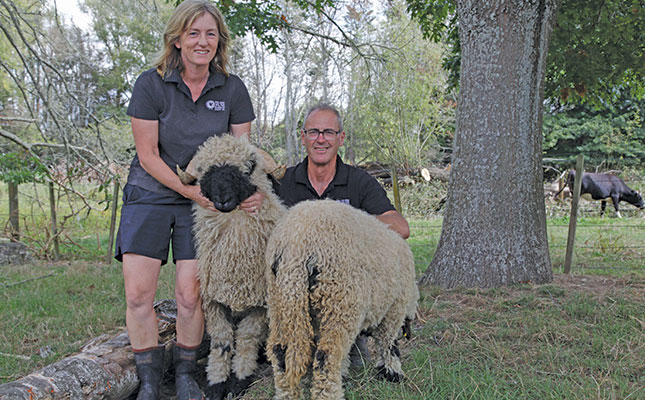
[
  {"x1": 175, "y1": 343, "x2": 204, "y2": 400},
  {"x1": 133, "y1": 346, "x2": 165, "y2": 400}
]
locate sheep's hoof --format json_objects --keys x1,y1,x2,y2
[
  {"x1": 376, "y1": 365, "x2": 404, "y2": 383},
  {"x1": 229, "y1": 375, "x2": 254, "y2": 397},
  {"x1": 204, "y1": 381, "x2": 227, "y2": 400}
]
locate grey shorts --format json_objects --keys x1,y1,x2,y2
[{"x1": 114, "y1": 185, "x2": 196, "y2": 265}]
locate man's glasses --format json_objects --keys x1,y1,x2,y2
[{"x1": 303, "y1": 128, "x2": 340, "y2": 141}]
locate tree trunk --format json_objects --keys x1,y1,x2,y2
[
  {"x1": 0, "y1": 300, "x2": 209, "y2": 400},
  {"x1": 421, "y1": 0, "x2": 557, "y2": 288}
]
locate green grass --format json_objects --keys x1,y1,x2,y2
[
  {"x1": 3, "y1": 252, "x2": 642, "y2": 399},
  {"x1": 409, "y1": 216, "x2": 645, "y2": 277},
  {"x1": 0, "y1": 182, "x2": 118, "y2": 260},
  {"x1": 1, "y1": 182, "x2": 644, "y2": 398},
  {"x1": 547, "y1": 216, "x2": 645, "y2": 274},
  {"x1": 240, "y1": 276, "x2": 644, "y2": 399},
  {"x1": 0, "y1": 261, "x2": 176, "y2": 382}
]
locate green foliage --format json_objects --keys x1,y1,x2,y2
[
  {"x1": 170, "y1": 0, "x2": 335, "y2": 52},
  {"x1": 406, "y1": 0, "x2": 645, "y2": 106},
  {"x1": 0, "y1": 152, "x2": 47, "y2": 184},
  {"x1": 405, "y1": 0, "x2": 460, "y2": 90},
  {"x1": 543, "y1": 98, "x2": 645, "y2": 168},
  {"x1": 405, "y1": 0, "x2": 455, "y2": 42},
  {"x1": 82, "y1": 0, "x2": 173, "y2": 107},
  {"x1": 215, "y1": 0, "x2": 288, "y2": 52},
  {"x1": 548, "y1": 0, "x2": 645, "y2": 107},
  {"x1": 347, "y1": 1, "x2": 454, "y2": 169}
]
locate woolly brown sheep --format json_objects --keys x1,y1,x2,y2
[
  {"x1": 179, "y1": 134, "x2": 286, "y2": 399},
  {"x1": 265, "y1": 199, "x2": 419, "y2": 400}
]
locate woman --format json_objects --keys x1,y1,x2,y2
[{"x1": 114, "y1": 1, "x2": 262, "y2": 399}]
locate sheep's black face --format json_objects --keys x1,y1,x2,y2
[{"x1": 199, "y1": 163, "x2": 257, "y2": 212}]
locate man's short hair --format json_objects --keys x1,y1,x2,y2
[{"x1": 303, "y1": 103, "x2": 343, "y2": 132}]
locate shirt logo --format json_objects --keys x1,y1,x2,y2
[
  {"x1": 205, "y1": 100, "x2": 225, "y2": 111},
  {"x1": 336, "y1": 199, "x2": 350, "y2": 205}
]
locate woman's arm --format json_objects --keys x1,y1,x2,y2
[
  {"x1": 131, "y1": 117, "x2": 215, "y2": 211},
  {"x1": 230, "y1": 122, "x2": 251, "y2": 140}
]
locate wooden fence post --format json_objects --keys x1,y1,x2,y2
[
  {"x1": 106, "y1": 179, "x2": 120, "y2": 264},
  {"x1": 391, "y1": 164, "x2": 402, "y2": 213},
  {"x1": 8, "y1": 182, "x2": 19, "y2": 240},
  {"x1": 564, "y1": 155, "x2": 584, "y2": 274},
  {"x1": 48, "y1": 181, "x2": 60, "y2": 260}
]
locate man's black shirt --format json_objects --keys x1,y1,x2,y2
[{"x1": 276, "y1": 156, "x2": 395, "y2": 215}]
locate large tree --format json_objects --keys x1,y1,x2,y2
[{"x1": 420, "y1": 0, "x2": 556, "y2": 288}]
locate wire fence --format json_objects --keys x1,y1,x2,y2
[
  {"x1": 0, "y1": 209, "x2": 642, "y2": 273},
  {"x1": 1, "y1": 160, "x2": 643, "y2": 273},
  {"x1": 407, "y1": 218, "x2": 644, "y2": 274}
]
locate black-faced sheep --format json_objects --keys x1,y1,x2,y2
[
  {"x1": 265, "y1": 199, "x2": 419, "y2": 400},
  {"x1": 177, "y1": 134, "x2": 286, "y2": 399}
]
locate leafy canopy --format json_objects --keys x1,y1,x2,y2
[
  {"x1": 405, "y1": 0, "x2": 645, "y2": 107},
  {"x1": 170, "y1": 0, "x2": 335, "y2": 52},
  {"x1": 0, "y1": 152, "x2": 48, "y2": 184},
  {"x1": 543, "y1": 97, "x2": 645, "y2": 168}
]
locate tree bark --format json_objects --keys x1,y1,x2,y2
[
  {"x1": 0, "y1": 300, "x2": 206, "y2": 400},
  {"x1": 421, "y1": 0, "x2": 557, "y2": 288}
]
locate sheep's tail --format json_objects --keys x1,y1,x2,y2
[{"x1": 266, "y1": 247, "x2": 314, "y2": 390}]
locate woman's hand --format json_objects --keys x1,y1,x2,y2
[
  {"x1": 183, "y1": 184, "x2": 217, "y2": 212},
  {"x1": 239, "y1": 191, "x2": 265, "y2": 214}
]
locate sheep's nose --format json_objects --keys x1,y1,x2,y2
[{"x1": 214, "y1": 200, "x2": 237, "y2": 213}]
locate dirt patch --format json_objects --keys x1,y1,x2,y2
[
  {"x1": 551, "y1": 273, "x2": 645, "y2": 297},
  {"x1": 415, "y1": 273, "x2": 644, "y2": 326}
]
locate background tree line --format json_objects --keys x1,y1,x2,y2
[
  {"x1": 0, "y1": 0, "x2": 643, "y2": 286},
  {"x1": 1, "y1": 0, "x2": 642, "y2": 183}
]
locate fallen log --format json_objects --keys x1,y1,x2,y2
[{"x1": 0, "y1": 300, "x2": 203, "y2": 400}]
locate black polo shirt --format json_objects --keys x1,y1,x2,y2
[
  {"x1": 276, "y1": 156, "x2": 396, "y2": 215},
  {"x1": 125, "y1": 67, "x2": 255, "y2": 199}
]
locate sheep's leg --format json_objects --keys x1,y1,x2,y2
[
  {"x1": 270, "y1": 349, "x2": 304, "y2": 400},
  {"x1": 371, "y1": 302, "x2": 407, "y2": 383},
  {"x1": 309, "y1": 320, "x2": 355, "y2": 400},
  {"x1": 272, "y1": 376, "x2": 301, "y2": 400},
  {"x1": 203, "y1": 302, "x2": 234, "y2": 386},
  {"x1": 229, "y1": 307, "x2": 267, "y2": 396},
  {"x1": 269, "y1": 336, "x2": 305, "y2": 400}
]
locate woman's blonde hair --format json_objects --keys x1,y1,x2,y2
[{"x1": 154, "y1": 0, "x2": 230, "y2": 78}]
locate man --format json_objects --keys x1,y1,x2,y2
[
  {"x1": 276, "y1": 103, "x2": 410, "y2": 239},
  {"x1": 276, "y1": 103, "x2": 410, "y2": 367}
]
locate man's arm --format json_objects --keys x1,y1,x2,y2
[{"x1": 376, "y1": 210, "x2": 410, "y2": 239}]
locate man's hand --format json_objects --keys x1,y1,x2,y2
[
  {"x1": 240, "y1": 192, "x2": 265, "y2": 214},
  {"x1": 376, "y1": 210, "x2": 410, "y2": 239}
]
